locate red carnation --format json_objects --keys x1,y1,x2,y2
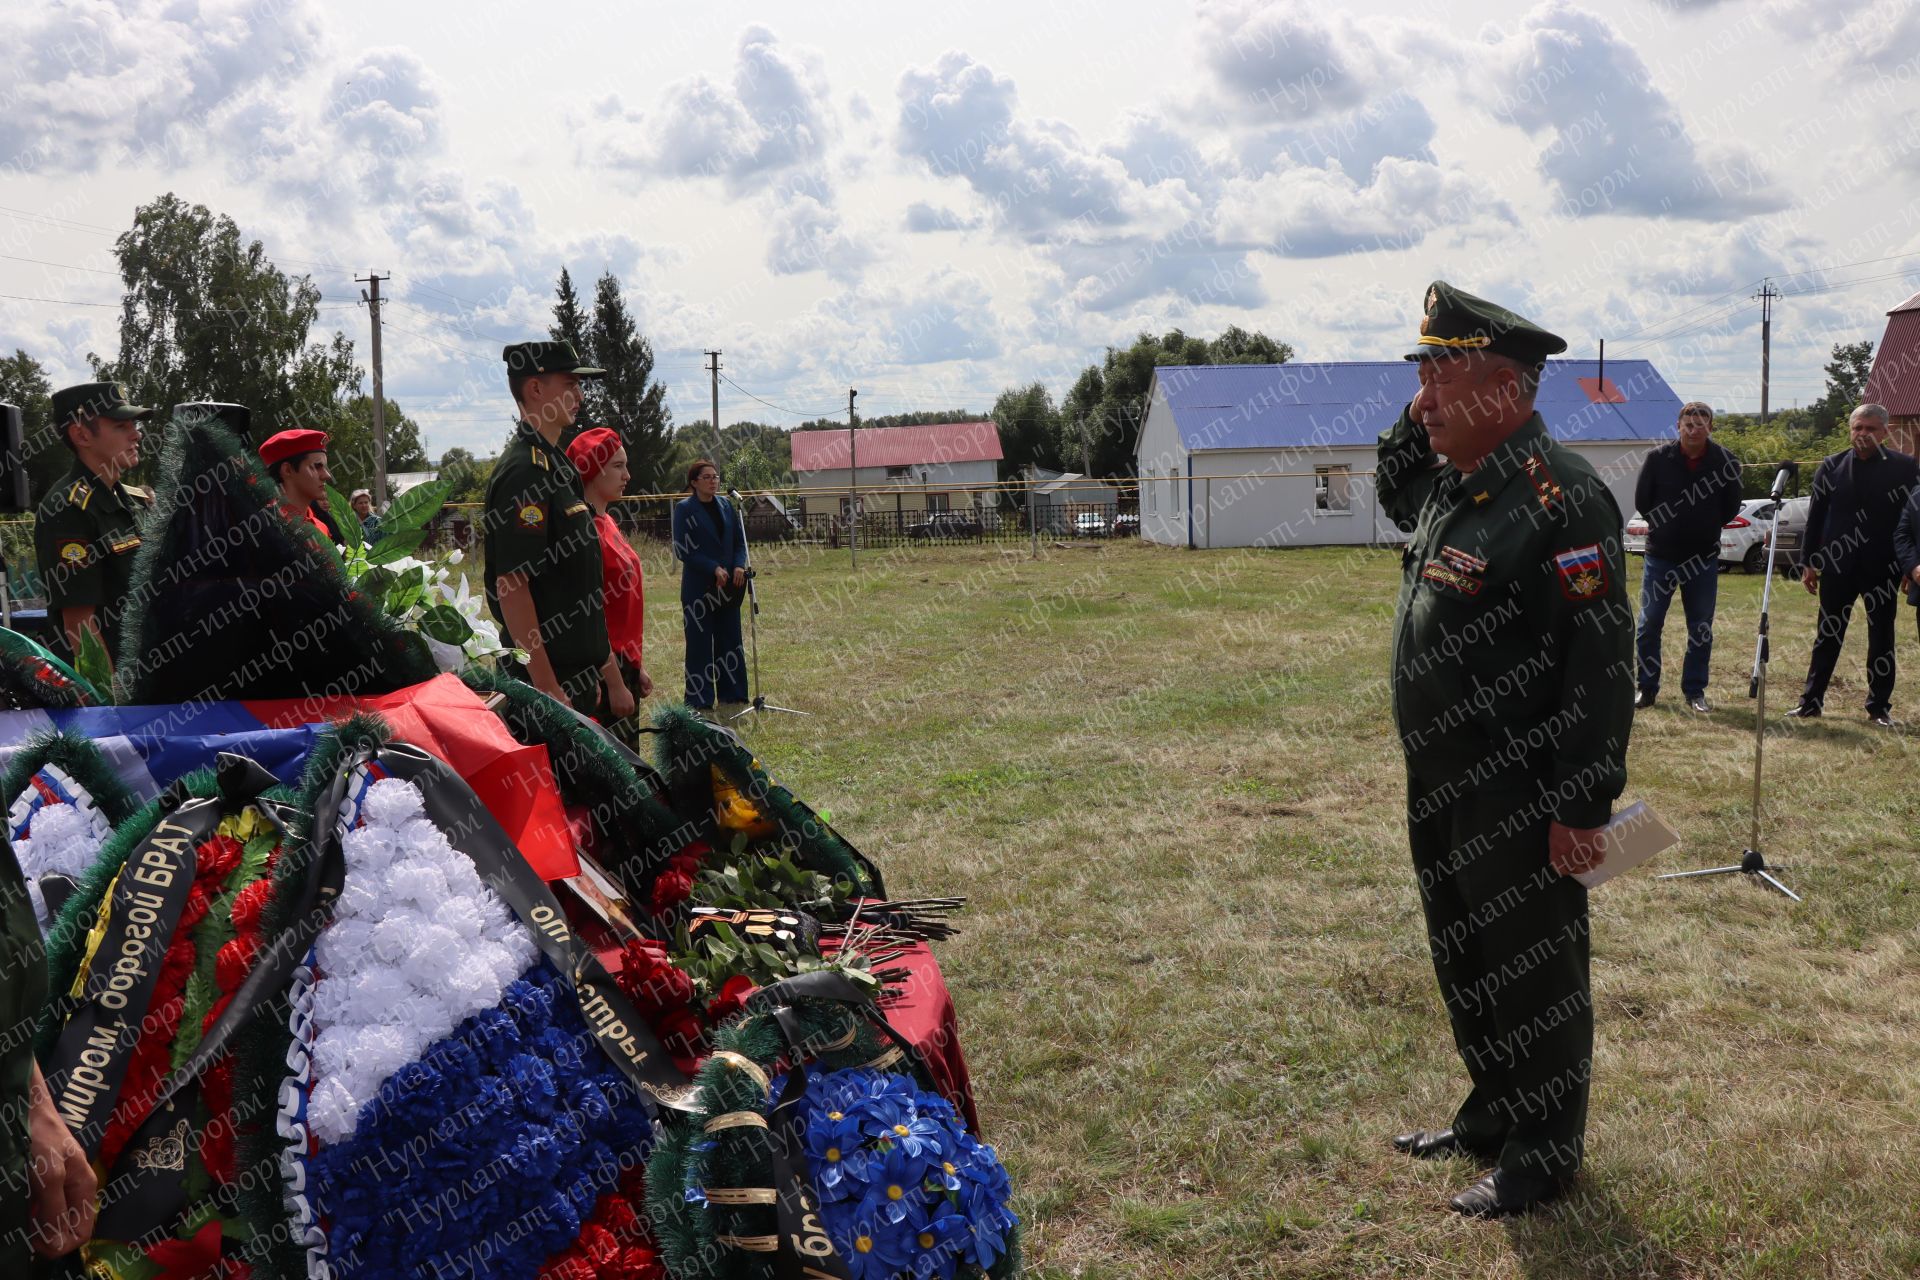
[
  {"x1": 197, "y1": 833, "x2": 245, "y2": 880},
  {"x1": 706, "y1": 975, "x2": 755, "y2": 1026},
  {"x1": 647, "y1": 870, "x2": 693, "y2": 917},
  {"x1": 230, "y1": 879, "x2": 273, "y2": 934},
  {"x1": 214, "y1": 934, "x2": 261, "y2": 993},
  {"x1": 656, "y1": 1008, "x2": 703, "y2": 1059}
]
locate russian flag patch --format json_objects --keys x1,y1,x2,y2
[{"x1": 1552, "y1": 544, "x2": 1607, "y2": 601}]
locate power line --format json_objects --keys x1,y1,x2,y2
[
  {"x1": 717, "y1": 372, "x2": 842, "y2": 418},
  {"x1": 379, "y1": 321, "x2": 494, "y2": 360},
  {"x1": 0, "y1": 251, "x2": 119, "y2": 276},
  {"x1": 0, "y1": 291, "x2": 117, "y2": 308}
]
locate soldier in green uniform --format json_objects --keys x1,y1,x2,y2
[
  {"x1": 485, "y1": 341, "x2": 610, "y2": 714},
  {"x1": 1376, "y1": 282, "x2": 1634, "y2": 1217},
  {"x1": 33, "y1": 383, "x2": 154, "y2": 675},
  {"x1": 3, "y1": 836, "x2": 96, "y2": 1261}
]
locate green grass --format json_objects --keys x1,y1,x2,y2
[{"x1": 630, "y1": 537, "x2": 1920, "y2": 1279}]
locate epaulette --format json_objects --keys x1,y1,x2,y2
[
  {"x1": 532, "y1": 448, "x2": 550, "y2": 471},
  {"x1": 1522, "y1": 454, "x2": 1562, "y2": 511},
  {"x1": 67, "y1": 479, "x2": 92, "y2": 511}
]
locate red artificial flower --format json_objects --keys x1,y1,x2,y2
[
  {"x1": 614, "y1": 940, "x2": 693, "y2": 1015},
  {"x1": 706, "y1": 975, "x2": 755, "y2": 1026},
  {"x1": 656, "y1": 1008, "x2": 704, "y2": 1060},
  {"x1": 229, "y1": 879, "x2": 273, "y2": 934},
  {"x1": 146, "y1": 1220, "x2": 223, "y2": 1278},
  {"x1": 197, "y1": 833, "x2": 245, "y2": 880},
  {"x1": 536, "y1": 1255, "x2": 595, "y2": 1280},
  {"x1": 198, "y1": 1057, "x2": 237, "y2": 1182},
  {"x1": 214, "y1": 933, "x2": 261, "y2": 993}
]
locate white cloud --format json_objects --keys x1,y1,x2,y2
[
  {"x1": 1192, "y1": 0, "x2": 1397, "y2": 124},
  {"x1": 765, "y1": 194, "x2": 874, "y2": 282},
  {"x1": 1472, "y1": 2, "x2": 1788, "y2": 219},
  {"x1": 902, "y1": 201, "x2": 981, "y2": 233},
  {"x1": 1214, "y1": 156, "x2": 1515, "y2": 258}
]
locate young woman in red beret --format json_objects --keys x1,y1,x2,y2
[{"x1": 567, "y1": 427, "x2": 652, "y2": 740}]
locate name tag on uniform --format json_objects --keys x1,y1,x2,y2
[
  {"x1": 110, "y1": 534, "x2": 141, "y2": 555},
  {"x1": 1421, "y1": 559, "x2": 1482, "y2": 596},
  {"x1": 562, "y1": 501, "x2": 588, "y2": 517}
]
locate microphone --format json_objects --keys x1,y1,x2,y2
[{"x1": 1769, "y1": 461, "x2": 1798, "y2": 500}]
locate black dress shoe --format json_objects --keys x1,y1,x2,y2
[
  {"x1": 1869, "y1": 712, "x2": 1898, "y2": 728},
  {"x1": 1391, "y1": 1128, "x2": 1491, "y2": 1160},
  {"x1": 1783, "y1": 704, "x2": 1821, "y2": 718},
  {"x1": 1448, "y1": 1168, "x2": 1566, "y2": 1218},
  {"x1": 1687, "y1": 695, "x2": 1711, "y2": 713},
  {"x1": 1633, "y1": 690, "x2": 1656, "y2": 710}
]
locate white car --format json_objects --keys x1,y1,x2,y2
[
  {"x1": 1719, "y1": 498, "x2": 1794, "y2": 574},
  {"x1": 1760, "y1": 496, "x2": 1812, "y2": 575},
  {"x1": 1071, "y1": 512, "x2": 1109, "y2": 537}
]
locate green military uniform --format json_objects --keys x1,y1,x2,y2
[
  {"x1": 34, "y1": 383, "x2": 155, "y2": 665},
  {"x1": 484, "y1": 342, "x2": 609, "y2": 714},
  {"x1": 1378, "y1": 283, "x2": 1634, "y2": 1192},
  {"x1": 1, "y1": 836, "x2": 49, "y2": 1264}
]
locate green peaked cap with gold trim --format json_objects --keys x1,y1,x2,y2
[{"x1": 1406, "y1": 280, "x2": 1567, "y2": 366}]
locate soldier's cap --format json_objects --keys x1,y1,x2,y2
[
  {"x1": 52, "y1": 381, "x2": 156, "y2": 426},
  {"x1": 502, "y1": 340, "x2": 604, "y2": 379},
  {"x1": 259, "y1": 428, "x2": 330, "y2": 469},
  {"x1": 1406, "y1": 280, "x2": 1567, "y2": 367}
]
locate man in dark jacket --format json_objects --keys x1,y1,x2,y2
[
  {"x1": 1789, "y1": 404, "x2": 1918, "y2": 725},
  {"x1": 1631, "y1": 401, "x2": 1744, "y2": 711}
]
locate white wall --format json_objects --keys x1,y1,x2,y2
[{"x1": 1136, "y1": 382, "x2": 1189, "y2": 546}]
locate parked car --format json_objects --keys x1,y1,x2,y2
[
  {"x1": 904, "y1": 510, "x2": 984, "y2": 540},
  {"x1": 1071, "y1": 512, "x2": 1109, "y2": 538},
  {"x1": 1111, "y1": 513, "x2": 1140, "y2": 538},
  {"x1": 1624, "y1": 511, "x2": 1648, "y2": 554},
  {"x1": 1760, "y1": 496, "x2": 1812, "y2": 575},
  {"x1": 1719, "y1": 498, "x2": 1790, "y2": 573}
]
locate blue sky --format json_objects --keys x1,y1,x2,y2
[{"x1": 2, "y1": 0, "x2": 1917, "y2": 458}]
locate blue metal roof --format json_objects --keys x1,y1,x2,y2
[{"x1": 1154, "y1": 359, "x2": 1683, "y2": 452}]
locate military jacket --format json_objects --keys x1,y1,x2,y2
[
  {"x1": 1378, "y1": 407, "x2": 1633, "y2": 828},
  {"x1": 483, "y1": 421, "x2": 609, "y2": 675},
  {"x1": 0, "y1": 838, "x2": 47, "y2": 1262},
  {"x1": 34, "y1": 461, "x2": 149, "y2": 660}
]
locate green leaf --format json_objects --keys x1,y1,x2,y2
[
  {"x1": 75, "y1": 624, "x2": 112, "y2": 694},
  {"x1": 326, "y1": 485, "x2": 364, "y2": 548},
  {"x1": 357, "y1": 565, "x2": 397, "y2": 607},
  {"x1": 380, "y1": 475, "x2": 454, "y2": 536},
  {"x1": 365, "y1": 528, "x2": 429, "y2": 565},
  {"x1": 386, "y1": 566, "x2": 427, "y2": 614},
  {"x1": 418, "y1": 604, "x2": 473, "y2": 645}
]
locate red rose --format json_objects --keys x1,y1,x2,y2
[
  {"x1": 657, "y1": 1008, "x2": 703, "y2": 1057},
  {"x1": 647, "y1": 870, "x2": 693, "y2": 916},
  {"x1": 706, "y1": 975, "x2": 755, "y2": 1026}
]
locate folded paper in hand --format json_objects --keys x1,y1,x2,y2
[{"x1": 1575, "y1": 801, "x2": 1679, "y2": 888}]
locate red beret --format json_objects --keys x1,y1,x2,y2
[
  {"x1": 259, "y1": 428, "x2": 329, "y2": 468},
  {"x1": 566, "y1": 427, "x2": 623, "y2": 482}
]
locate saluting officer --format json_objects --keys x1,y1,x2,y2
[
  {"x1": 484, "y1": 341, "x2": 609, "y2": 714},
  {"x1": 34, "y1": 382, "x2": 154, "y2": 675},
  {"x1": 1376, "y1": 282, "x2": 1634, "y2": 1217}
]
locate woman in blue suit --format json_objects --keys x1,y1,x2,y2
[{"x1": 671, "y1": 458, "x2": 750, "y2": 712}]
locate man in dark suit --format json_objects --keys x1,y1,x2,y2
[
  {"x1": 1789, "y1": 404, "x2": 1918, "y2": 726},
  {"x1": 671, "y1": 458, "x2": 750, "y2": 714}
]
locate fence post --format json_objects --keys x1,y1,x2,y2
[
  {"x1": 1027, "y1": 468, "x2": 1040, "y2": 560},
  {"x1": 1205, "y1": 477, "x2": 1212, "y2": 549}
]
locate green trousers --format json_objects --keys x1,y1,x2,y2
[{"x1": 1406, "y1": 773, "x2": 1592, "y2": 1183}]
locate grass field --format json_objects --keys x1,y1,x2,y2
[{"x1": 633, "y1": 535, "x2": 1920, "y2": 1280}]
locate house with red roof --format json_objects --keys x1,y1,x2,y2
[
  {"x1": 788, "y1": 421, "x2": 1004, "y2": 523},
  {"x1": 1863, "y1": 290, "x2": 1920, "y2": 457}
]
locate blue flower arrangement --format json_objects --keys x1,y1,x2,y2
[
  {"x1": 786, "y1": 1069, "x2": 1018, "y2": 1280},
  {"x1": 307, "y1": 961, "x2": 656, "y2": 1280}
]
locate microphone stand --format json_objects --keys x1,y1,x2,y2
[
  {"x1": 727, "y1": 489, "x2": 809, "y2": 725},
  {"x1": 1659, "y1": 463, "x2": 1801, "y2": 901}
]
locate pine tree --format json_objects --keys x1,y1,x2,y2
[
  {"x1": 549, "y1": 267, "x2": 604, "y2": 432},
  {"x1": 588, "y1": 272, "x2": 673, "y2": 493}
]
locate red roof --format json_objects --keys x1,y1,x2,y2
[
  {"x1": 789, "y1": 422, "x2": 1003, "y2": 472},
  {"x1": 1865, "y1": 290, "x2": 1920, "y2": 417}
]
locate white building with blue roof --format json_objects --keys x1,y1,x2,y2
[{"x1": 1134, "y1": 359, "x2": 1683, "y2": 549}]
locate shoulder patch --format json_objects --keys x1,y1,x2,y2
[
  {"x1": 57, "y1": 539, "x2": 90, "y2": 567},
  {"x1": 1552, "y1": 544, "x2": 1607, "y2": 601},
  {"x1": 517, "y1": 501, "x2": 546, "y2": 531},
  {"x1": 1523, "y1": 454, "x2": 1562, "y2": 510}
]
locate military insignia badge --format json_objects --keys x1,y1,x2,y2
[
  {"x1": 58, "y1": 540, "x2": 89, "y2": 566},
  {"x1": 517, "y1": 502, "x2": 545, "y2": 530},
  {"x1": 1523, "y1": 454, "x2": 1562, "y2": 509},
  {"x1": 1552, "y1": 544, "x2": 1607, "y2": 600},
  {"x1": 1422, "y1": 559, "x2": 1482, "y2": 596},
  {"x1": 1472, "y1": 490, "x2": 1490, "y2": 505},
  {"x1": 1439, "y1": 544, "x2": 1488, "y2": 576}
]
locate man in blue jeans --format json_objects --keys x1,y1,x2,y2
[{"x1": 1633, "y1": 401, "x2": 1744, "y2": 712}]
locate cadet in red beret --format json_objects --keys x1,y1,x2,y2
[
  {"x1": 567, "y1": 427, "x2": 651, "y2": 741},
  {"x1": 259, "y1": 429, "x2": 333, "y2": 538}
]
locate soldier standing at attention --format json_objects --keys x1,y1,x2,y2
[
  {"x1": 485, "y1": 341, "x2": 609, "y2": 714},
  {"x1": 1375, "y1": 282, "x2": 1634, "y2": 1217},
  {"x1": 34, "y1": 383, "x2": 154, "y2": 675}
]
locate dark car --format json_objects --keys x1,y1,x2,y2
[{"x1": 905, "y1": 510, "x2": 984, "y2": 540}]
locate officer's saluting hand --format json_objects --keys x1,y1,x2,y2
[{"x1": 1378, "y1": 282, "x2": 1634, "y2": 1219}]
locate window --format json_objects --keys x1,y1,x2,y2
[
  {"x1": 1171, "y1": 469, "x2": 1182, "y2": 516},
  {"x1": 886, "y1": 465, "x2": 912, "y2": 480},
  {"x1": 1315, "y1": 464, "x2": 1352, "y2": 514},
  {"x1": 927, "y1": 492, "x2": 950, "y2": 511}
]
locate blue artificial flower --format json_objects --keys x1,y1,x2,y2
[
  {"x1": 853, "y1": 1141, "x2": 935, "y2": 1226},
  {"x1": 910, "y1": 1202, "x2": 973, "y2": 1280},
  {"x1": 831, "y1": 1202, "x2": 917, "y2": 1280}
]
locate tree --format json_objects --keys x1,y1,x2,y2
[
  {"x1": 1057, "y1": 326, "x2": 1295, "y2": 477},
  {"x1": 90, "y1": 193, "x2": 362, "y2": 439},
  {"x1": 438, "y1": 447, "x2": 492, "y2": 505},
  {"x1": 549, "y1": 268, "x2": 592, "y2": 366},
  {"x1": 990, "y1": 382, "x2": 1062, "y2": 477},
  {"x1": 325, "y1": 395, "x2": 428, "y2": 493},
  {"x1": 0, "y1": 349, "x2": 62, "y2": 502},
  {"x1": 671, "y1": 420, "x2": 792, "y2": 491},
  {"x1": 587, "y1": 273, "x2": 674, "y2": 494},
  {"x1": 1809, "y1": 339, "x2": 1875, "y2": 434}
]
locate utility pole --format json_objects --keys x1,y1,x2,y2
[
  {"x1": 704, "y1": 350, "x2": 722, "y2": 458},
  {"x1": 1755, "y1": 280, "x2": 1778, "y2": 422},
  {"x1": 356, "y1": 272, "x2": 391, "y2": 507},
  {"x1": 848, "y1": 388, "x2": 859, "y2": 570}
]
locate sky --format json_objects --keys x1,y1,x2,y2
[{"x1": 2, "y1": 0, "x2": 1918, "y2": 459}]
